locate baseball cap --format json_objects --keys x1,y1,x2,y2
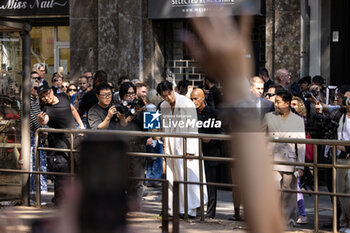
[{"x1": 37, "y1": 82, "x2": 51, "y2": 95}]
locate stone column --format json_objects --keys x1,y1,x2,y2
[
  {"x1": 70, "y1": 0, "x2": 99, "y2": 81},
  {"x1": 71, "y1": 0, "x2": 165, "y2": 87},
  {"x1": 266, "y1": 0, "x2": 301, "y2": 83}
]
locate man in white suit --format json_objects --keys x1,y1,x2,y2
[
  {"x1": 157, "y1": 80, "x2": 207, "y2": 218},
  {"x1": 263, "y1": 89, "x2": 305, "y2": 226}
]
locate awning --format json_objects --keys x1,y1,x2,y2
[{"x1": 148, "y1": 0, "x2": 262, "y2": 19}]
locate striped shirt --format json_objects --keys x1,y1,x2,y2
[{"x1": 30, "y1": 96, "x2": 41, "y2": 132}]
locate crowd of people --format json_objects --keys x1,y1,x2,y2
[{"x1": 28, "y1": 60, "x2": 350, "y2": 231}]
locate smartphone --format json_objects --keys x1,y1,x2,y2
[{"x1": 79, "y1": 135, "x2": 129, "y2": 233}]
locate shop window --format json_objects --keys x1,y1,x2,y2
[
  {"x1": 57, "y1": 26, "x2": 69, "y2": 42},
  {"x1": 0, "y1": 32, "x2": 22, "y2": 173},
  {"x1": 30, "y1": 26, "x2": 70, "y2": 82},
  {"x1": 30, "y1": 27, "x2": 55, "y2": 76}
]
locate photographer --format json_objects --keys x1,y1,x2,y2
[
  {"x1": 88, "y1": 83, "x2": 118, "y2": 130},
  {"x1": 115, "y1": 81, "x2": 148, "y2": 210}
]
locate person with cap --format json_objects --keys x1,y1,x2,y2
[{"x1": 37, "y1": 82, "x2": 84, "y2": 205}]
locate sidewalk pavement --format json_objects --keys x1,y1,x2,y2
[{"x1": 0, "y1": 185, "x2": 335, "y2": 232}]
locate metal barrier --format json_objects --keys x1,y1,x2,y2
[{"x1": 3, "y1": 128, "x2": 349, "y2": 233}]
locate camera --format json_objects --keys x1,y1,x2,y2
[
  {"x1": 304, "y1": 89, "x2": 319, "y2": 99},
  {"x1": 342, "y1": 97, "x2": 350, "y2": 106},
  {"x1": 115, "y1": 98, "x2": 145, "y2": 117}
]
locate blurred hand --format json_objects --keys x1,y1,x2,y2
[
  {"x1": 146, "y1": 137, "x2": 153, "y2": 146},
  {"x1": 37, "y1": 112, "x2": 49, "y2": 125},
  {"x1": 315, "y1": 103, "x2": 323, "y2": 114},
  {"x1": 182, "y1": 11, "x2": 253, "y2": 101}
]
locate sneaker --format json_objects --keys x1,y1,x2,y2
[
  {"x1": 287, "y1": 219, "x2": 296, "y2": 228},
  {"x1": 296, "y1": 216, "x2": 309, "y2": 224},
  {"x1": 339, "y1": 227, "x2": 350, "y2": 233}
]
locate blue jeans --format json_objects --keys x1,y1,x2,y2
[
  {"x1": 30, "y1": 132, "x2": 47, "y2": 192},
  {"x1": 145, "y1": 141, "x2": 164, "y2": 183}
]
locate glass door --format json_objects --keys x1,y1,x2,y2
[{"x1": 55, "y1": 46, "x2": 70, "y2": 75}]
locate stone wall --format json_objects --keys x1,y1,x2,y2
[
  {"x1": 266, "y1": 0, "x2": 301, "y2": 83},
  {"x1": 70, "y1": 0, "x2": 99, "y2": 81},
  {"x1": 70, "y1": 0, "x2": 165, "y2": 87}
]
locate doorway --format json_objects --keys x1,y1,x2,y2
[{"x1": 330, "y1": 0, "x2": 350, "y2": 85}]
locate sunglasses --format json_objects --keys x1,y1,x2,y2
[
  {"x1": 63, "y1": 85, "x2": 68, "y2": 88},
  {"x1": 265, "y1": 93, "x2": 276, "y2": 98},
  {"x1": 33, "y1": 86, "x2": 38, "y2": 90},
  {"x1": 53, "y1": 79, "x2": 58, "y2": 82},
  {"x1": 68, "y1": 89, "x2": 77, "y2": 92}
]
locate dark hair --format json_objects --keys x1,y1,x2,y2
[
  {"x1": 117, "y1": 76, "x2": 129, "y2": 86},
  {"x1": 68, "y1": 83, "x2": 78, "y2": 90},
  {"x1": 52, "y1": 72, "x2": 58, "y2": 82},
  {"x1": 119, "y1": 82, "x2": 136, "y2": 99},
  {"x1": 275, "y1": 89, "x2": 293, "y2": 103},
  {"x1": 312, "y1": 75, "x2": 325, "y2": 85},
  {"x1": 338, "y1": 85, "x2": 350, "y2": 95},
  {"x1": 135, "y1": 83, "x2": 147, "y2": 89},
  {"x1": 298, "y1": 76, "x2": 311, "y2": 85},
  {"x1": 157, "y1": 80, "x2": 173, "y2": 95},
  {"x1": 94, "y1": 70, "x2": 108, "y2": 83},
  {"x1": 31, "y1": 71, "x2": 38, "y2": 75},
  {"x1": 204, "y1": 76, "x2": 216, "y2": 84},
  {"x1": 96, "y1": 82, "x2": 112, "y2": 95},
  {"x1": 259, "y1": 68, "x2": 269, "y2": 78},
  {"x1": 177, "y1": 80, "x2": 189, "y2": 89}
]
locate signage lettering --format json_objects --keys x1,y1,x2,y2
[
  {"x1": 0, "y1": 0, "x2": 69, "y2": 16},
  {"x1": 148, "y1": 0, "x2": 261, "y2": 19}
]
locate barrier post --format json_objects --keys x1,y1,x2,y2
[
  {"x1": 332, "y1": 146, "x2": 337, "y2": 233},
  {"x1": 70, "y1": 133, "x2": 75, "y2": 174},
  {"x1": 34, "y1": 130, "x2": 41, "y2": 207},
  {"x1": 162, "y1": 180, "x2": 169, "y2": 233},
  {"x1": 183, "y1": 138, "x2": 188, "y2": 219},
  {"x1": 173, "y1": 181, "x2": 180, "y2": 233},
  {"x1": 313, "y1": 144, "x2": 319, "y2": 232},
  {"x1": 199, "y1": 138, "x2": 204, "y2": 221}
]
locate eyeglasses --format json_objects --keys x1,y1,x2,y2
[
  {"x1": 99, "y1": 93, "x2": 112, "y2": 99},
  {"x1": 39, "y1": 69, "x2": 45, "y2": 73},
  {"x1": 264, "y1": 93, "x2": 276, "y2": 98},
  {"x1": 32, "y1": 76, "x2": 39, "y2": 79},
  {"x1": 69, "y1": 89, "x2": 77, "y2": 92},
  {"x1": 33, "y1": 86, "x2": 38, "y2": 90},
  {"x1": 126, "y1": 92, "x2": 135, "y2": 97}
]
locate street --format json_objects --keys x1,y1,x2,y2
[{"x1": 0, "y1": 184, "x2": 335, "y2": 232}]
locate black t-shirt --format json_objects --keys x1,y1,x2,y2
[
  {"x1": 45, "y1": 93, "x2": 75, "y2": 129},
  {"x1": 78, "y1": 89, "x2": 98, "y2": 117},
  {"x1": 197, "y1": 105, "x2": 222, "y2": 161},
  {"x1": 206, "y1": 86, "x2": 222, "y2": 109},
  {"x1": 88, "y1": 103, "x2": 118, "y2": 130}
]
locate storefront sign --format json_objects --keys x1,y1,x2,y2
[
  {"x1": 148, "y1": 0, "x2": 262, "y2": 19},
  {"x1": 0, "y1": 0, "x2": 69, "y2": 16}
]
